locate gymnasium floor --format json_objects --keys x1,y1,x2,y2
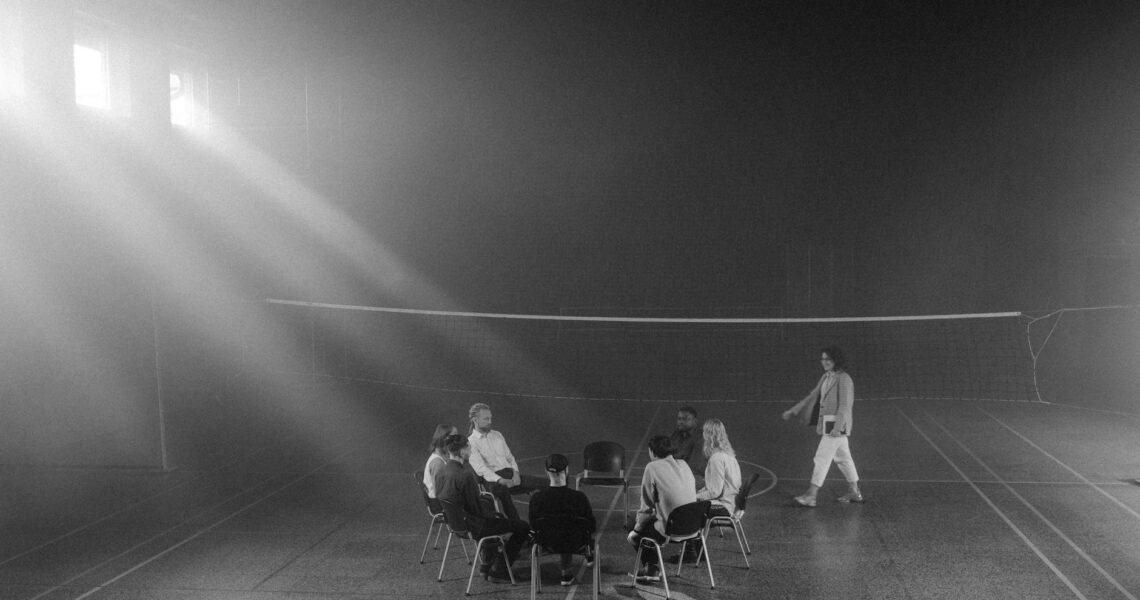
[{"x1": 2, "y1": 390, "x2": 1139, "y2": 599}]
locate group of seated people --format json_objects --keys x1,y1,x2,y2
[{"x1": 421, "y1": 402, "x2": 742, "y2": 587}]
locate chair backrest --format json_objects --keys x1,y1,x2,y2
[
  {"x1": 438, "y1": 497, "x2": 471, "y2": 536},
  {"x1": 532, "y1": 514, "x2": 593, "y2": 555},
  {"x1": 415, "y1": 470, "x2": 443, "y2": 515},
  {"x1": 734, "y1": 472, "x2": 761, "y2": 512},
  {"x1": 582, "y1": 441, "x2": 625, "y2": 475},
  {"x1": 664, "y1": 500, "x2": 710, "y2": 539}
]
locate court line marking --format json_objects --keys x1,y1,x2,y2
[
  {"x1": 26, "y1": 472, "x2": 303, "y2": 600},
  {"x1": 0, "y1": 442, "x2": 290, "y2": 569},
  {"x1": 64, "y1": 464, "x2": 337, "y2": 600},
  {"x1": 896, "y1": 406, "x2": 1087, "y2": 600},
  {"x1": 779, "y1": 477, "x2": 1131, "y2": 486},
  {"x1": 977, "y1": 406, "x2": 1140, "y2": 524},
  {"x1": 59, "y1": 414, "x2": 420, "y2": 600},
  {"x1": 924, "y1": 408, "x2": 1137, "y2": 600}
]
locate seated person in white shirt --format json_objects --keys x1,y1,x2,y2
[
  {"x1": 668, "y1": 418, "x2": 742, "y2": 564},
  {"x1": 422, "y1": 424, "x2": 459, "y2": 512},
  {"x1": 466, "y1": 402, "x2": 547, "y2": 520},
  {"x1": 626, "y1": 435, "x2": 696, "y2": 583}
]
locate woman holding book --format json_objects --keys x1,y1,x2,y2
[{"x1": 781, "y1": 346, "x2": 862, "y2": 507}]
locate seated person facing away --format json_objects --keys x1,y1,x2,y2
[
  {"x1": 529, "y1": 453, "x2": 597, "y2": 587},
  {"x1": 466, "y1": 402, "x2": 546, "y2": 520},
  {"x1": 626, "y1": 435, "x2": 696, "y2": 583},
  {"x1": 435, "y1": 434, "x2": 530, "y2": 583},
  {"x1": 670, "y1": 406, "x2": 706, "y2": 488}
]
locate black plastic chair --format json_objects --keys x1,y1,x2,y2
[
  {"x1": 415, "y1": 470, "x2": 468, "y2": 565},
  {"x1": 630, "y1": 500, "x2": 715, "y2": 598},
  {"x1": 437, "y1": 498, "x2": 516, "y2": 595},
  {"x1": 529, "y1": 515, "x2": 599, "y2": 600},
  {"x1": 574, "y1": 441, "x2": 629, "y2": 519},
  {"x1": 699, "y1": 472, "x2": 761, "y2": 568}
]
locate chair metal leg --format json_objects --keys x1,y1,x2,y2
[
  {"x1": 629, "y1": 540, "x2": 643, "y2": 587},
  {"x1": 437, "y1": 532, "x2": 454, "y2": 581},
  {"x1": 530, "y1": 544, "x2": 540, "y2": 599},
  {"x1": 623, "y1": 483, "x2": 630, "y2": 522},
  {"x1": 465, "y1": 537, "x2": 486, "y2": 596},
  {"x1": 434, "y1": 520, "x2": 446, "y2": 548},
  {"x1": 421, "y1": 517, "x2": 440, "y2": 563},
  {"x1": 700, "y1": 533, "x2": 715, "y2": 589},
  {"x1": 732, "y1": 520, "x2": 751, "y2": 569},
  {"x1": 737, "y1": 518, "x2": 752, "y2": 555},
  {"x1": 675, "y1": 540, "x2": 687, "y2": 577},
  {"x1": 654, "y1": 542, "x2": 670, "y2": 600},
  {"x1": 591, "y1": 542, "x2": 600, "y2": 600}
]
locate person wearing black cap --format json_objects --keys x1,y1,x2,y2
[{"x1": 528, "y1": 453, "x2": 597, "y2": 586}]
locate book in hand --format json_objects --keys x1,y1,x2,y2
[{"x1": 823, "y1": 415, "x2": 837, "y2": 434}]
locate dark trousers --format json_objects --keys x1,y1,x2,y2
[
  {"x1": 475, "y1": 516, "x2": 530, "y2": 566},
  {"x1": 488, "y1": 470, "x2": 547, "y2": 519},
  {"x1": 630, "y1": 520, "x2": 668, "y2": 565}
]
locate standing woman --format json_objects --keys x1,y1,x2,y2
[{"x1": 781, "y1": 346, "x2": 862, "y2": 507}]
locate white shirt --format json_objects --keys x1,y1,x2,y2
[
  {"x1": 423, "y1": 453, "x2": 447, "y2": 498},
  {"x1": 697, "y1": 451, "x2": 741, "y2": 512},
  {"x1": 638, "y1": 455, "x2": 697, "y2": 535},
  {"x1": 467, "y1": 429, "x2": 518, "y2": 484}
]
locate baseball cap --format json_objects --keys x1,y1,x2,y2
[{"x1": 545, "y1": 453, "x2": 569, "y2": 473}]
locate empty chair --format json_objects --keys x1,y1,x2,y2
[
  {"x1": 529, "y1": 514, "x2": 599, "y2": 600},
  {"x1": 630, "y1": 500, "x2": 715, "y2": 599},
  {"x1": 574, "y1": 441, "x2": 629, "y2": 520},
  {"x1": 415, "y1": 470, "x2": 467, "y2": 565},
  {"x1": 699, "y1": 471, "x2": 761, "y2": 568},
  {"x1": 437, "y1": 498, "x2": 516, "y2": 595}
]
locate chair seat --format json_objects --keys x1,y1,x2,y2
[{"x1": 579, "y1": 476, "x2": 626, "y2": 486}]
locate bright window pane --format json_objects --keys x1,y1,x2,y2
[
  {"x1": 170, "y1": 71, "x2": 192, "y2": 126},
  {"x1": 74, "y1": 43, "x2": 108, "y2": 108}
]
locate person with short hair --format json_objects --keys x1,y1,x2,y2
[
  {"x1": 670, "y1": 406, "x2": 706, "y2": 485},
  {"x1": 434, "y1": 434, "x2": 530, "y2": 583},
  {"x1": 466, "y1": 402, "x2": 546, "y2": 519},
  {"x1": 781, "y1": 346, "x2": 862, "y2": 507},
  {"x1": 528, "y1": 453, "x2": 597, "y2": 587},
  {"x1": 626, "y1": 435, "x2": 696, "y2": 583}
]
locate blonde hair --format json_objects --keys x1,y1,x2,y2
[
  {"x1": 702, "y1": 418, "x2": 735, "y2": 458},
  {"x1": 468, "y1": 403, "x2": 491, "y2": 434}
]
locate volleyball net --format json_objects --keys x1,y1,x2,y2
[{"x1": 239, "y1": 299, "x2": 1048, "y2": 404}]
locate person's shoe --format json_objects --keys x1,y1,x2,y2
[
  {"x1": 485, "y1": 554, "x2": 512, "y2": 583},
  {"x1": 560, "y1": 571, "x2": 575, "y2": 586},
  {"x1": 794, "y1": 494, "x2": 817, "y2": 507},
  {"x1": 487, "y1": 562, "x2": 514, "y2": 583},
  {"x1": 634, "y1": 564, "x2": 661, "y2": 583},
  {"x1": 837, "y1": 491, "x2": 864, "y2": 503}
]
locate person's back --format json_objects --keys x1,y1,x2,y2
[
  {"x1": 529, "y1": 487, "x2": 595, "y2": 531},
  {"x1": 642, "y1": 454, "x2": 697, "y2": 534},
  {"x1": 628, "y1": 435, "x2": 696, "y2": 583},
  {"x1": 529, "y1": 453, "x2": 597, "y2": 586},
  {"x1": 435, "y1": 457, "x2": 484, "y2": 521}
]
